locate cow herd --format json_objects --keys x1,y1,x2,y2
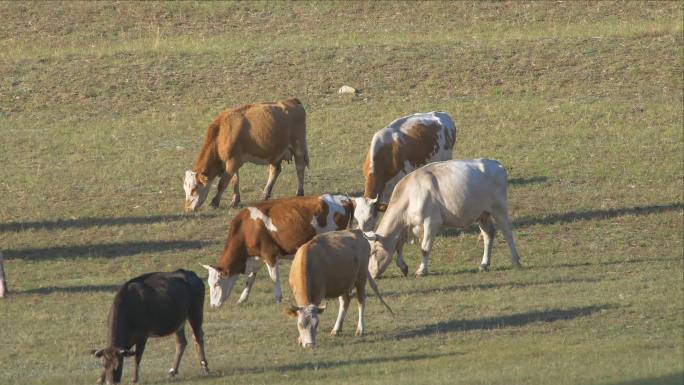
[{"x1": 92, "y1": 98, "x2": 522, "y2": 384}]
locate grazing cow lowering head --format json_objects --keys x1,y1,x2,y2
[
  {"x1": 201, "y1": 264, "x2": 239, "y2": 308},
  {"x1": 352, "y1": 196, "x2": 388, "y2": 232},
  {"x1": 284, "y1": 303, "x2": 326, "y2": 348},
  {"x1": 91, "y1": 347, "x2": 135, "y2": 385},
  {"x1": 365, "y1": 233, "x2": 394, "y2": 278},
  {"x1": 183, "y1": 170, "x2": 210, "y2": 212}
]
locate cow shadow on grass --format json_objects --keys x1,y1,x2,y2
[
  {"x1": 0, "y1": 213, "x2": 217, "y2": 233},
  {"x1": 3, "y1": 239, "x2": 212, "y2": 261},
  {"x1": 381, "y1": 276, "x2": 617, "y2": 298},
  {"x1": 508, "y1": 176, "x2": 548, "y2": 186},
  {"x1": 604, "y1": 371, "x2": 684, "y2": 385},
  {"x1": 438, "y1": 202, "x2": 684, "y2": 237},
  {"x1": 394, "y1": 304, "x2": 613, "y2": 340},
  {"x1": 16, "y1": 284, "x2": 121, "y2": 295}
]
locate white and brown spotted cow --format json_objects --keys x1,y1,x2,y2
[
  {"x1": 201, "y1": 194, "x2": 354, "y2": 307},
  {"x1": 183, "y1": 98, "x2": 308, "y2": 211},
  {"x1": 353, "y1": 112, "x2": 456, "y2": 232}
]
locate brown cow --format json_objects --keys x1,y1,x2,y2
[
  {"x1": 352, "y1": 112, "x2": 456, "y2": 232},
  {"x1": 201, "y1": 194, "x2": 354, "y2": 306},
  {"x1": 284, "y1": 229, "x2": 393, "y2": 348},
  {"x1": 183, "y1": 98, "x2": 308, "y2": 211}
]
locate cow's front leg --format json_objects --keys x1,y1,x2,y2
[
  {"x1": 416, "y1": 218, "x2": 441, "y2": 277},
  {"x1": 210, "y1": 173, "x2": 230, "y2": 209},
  {"x1": 395, "y1": 241, "x2": 409, "y2": 277},
  {"x1": 262, "y1": 163, "x2": 282, "y2": 200},
  {"x1": 229, "y1": 171, "x2": 240, "y2": 208},
  {"x1": 169, "y1": 328, "x2": 186, "y2": 377},
  {"x1": 238, "y1": 256, "x2": 261, "y2": 304},
  {"x1": 331, "y1": 294, "x2": 350, "y2": 336},
  {"x1": 266, "y1": 259, "x2": 282, "y2": 303},
  {"x1": 132, "y1": 338, "x2": 147, "y2": 383}
]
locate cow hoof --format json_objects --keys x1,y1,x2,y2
[
  {"x1": 275, "y1": 296, "x2": 283, "y2": 304},
  {"x1": 512, "y1": 261, "x2": 523, "y2": 269},
  {"x1": 168, "y1": 368, "x2": 178, "y2": 377},
  {"x1": 330, "y1": 330, "x2": 340, "y2": 337},
  {"x1": 399, "y1": 265, "x2": 409, "y2": 277},
  {"x1": 355, "y1": 329, "x2": 364, "y2": 336},
  {"x1": 479, "y1": 264, "x2": 490, "y2": 272},
  {"x1": 230, "y1": 198, "x2": 240, "y2": 208},
  {"x1": 210, "y1": 199, "x2": 220, "y2": 209},
  {"x1": 415, "y1": 270, "x2": 428, "y2": 277},
  {"x1": 296, "y1": 189, "x2": 304, "y2": 196}
]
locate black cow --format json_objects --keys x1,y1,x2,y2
[{"x1": 91, "y1": 269, "x2": 209, "y2": 384}]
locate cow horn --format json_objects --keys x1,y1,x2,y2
[
  {"x1": 363, "y1": 231, "x2": 377, "y2": 241},
  {"x1": 199, "y1": 263, "x2": 214, "y2": 271}
]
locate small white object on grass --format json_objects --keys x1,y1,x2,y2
[{"x1": 338, "y1": 85, "x2": 357, "y2": 94}]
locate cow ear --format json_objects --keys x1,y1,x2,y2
[
  {"x1": 377, "y1": 203, "x2": 388, "y2": 212},
  {"x1": 284, "y1": 305, "x2": 299, "y2": 318},
  {"x1": 91, "y1": 349, "x2": 103, "y2": 358},
  {"x1": 196, "y1": 173, "x2": 209, "y2": 186}
]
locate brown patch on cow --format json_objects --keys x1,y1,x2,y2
[
  {"x1": 316, "y1": 201, "x2": 329, "y2": 229},
  {"x1": 402, "y1": 123, "x2": 441, "y2": 168}
]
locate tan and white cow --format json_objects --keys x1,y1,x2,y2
[
  {"x1": 184, "y1": 98, "x2": 308, "y2": 211},
  {"x1": 201, "y1": 194, "x2": 354, "y2": 307},
  {"x1": 353, "y1": 112, "x2": 456, "y2": 232},
  {"x1": 365, "y1": 159, "x2": 522, "y2": 278},
  {"x1": 285, "y1": 229, "x2": 393, "y2": 348}
]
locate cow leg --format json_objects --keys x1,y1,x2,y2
[
  {"x1": 238, "y1": 256, "x2": 261, "y2": 304},
  {"x1": 262, "y1": 162, "x2": 282, "y2": 200},
  {"x1": 355, "y1": 282, "x2": 367, "y2": 336},
  {"x1": 131, "y1": 338, "x2": 147, "y2": 383},
  {"x1": 266, "y1": 259, "x2": 283, "y2": 303},
  {"x1": 210, "y1": 173, "x2": 230, "y2": 209},
  {"x1": 229, "y1": 171, "x2": 240, "y2": 208},
  {"x1": 478, "y1": 212, "x2": 496, "y2": 271},
  {"x1": 294, "y1": 152, "x2": 306, "y2": 196},
  {"x1": 188, "y1": 309, "x2": 209, "y2": 374},
  {"x1": 416, "y1": 218, "x2": 441, "y2": 276},
  {"x1": 491, "y1": 209, "x2": 522, "y2": 268},
  {"x1": 331, "y1": 293, "x2": 350, "y2": 336},
  {"x1": 395, "y1": 240, "x2": 409, "y2": 277},
  {"x1": 169, "y1": 327, "x2": 187, "y2": 377}
]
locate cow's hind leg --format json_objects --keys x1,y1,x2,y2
[
  {"x1": 491, "y1": 208, "x2": 522, "y2": 268},
  {"x1": 229, "y1": 171, "x2": 240, "y2": 208},
  {"x1": 478, "y1": 212, "x2": 496, "y2": 271},
  {"x1": 266, "y1": 259, "x2": 283, "y2": 303},
  {"x1": 331, "y1": 293, "x2": 350, "y2": 336},
  {"x1": 238, "y1": 256, "x2": 261, "y2": 304},
  {"x1": 131, "y1": 338, "x2": 147, "y2": 383},
  {"x1": 188, "y1": 309, "x2": 209, "y2": 374},
  {"x1": 262, "y1": 162, "x2": 282, "y2": 200},
  {"x1": 210, "y1": 173, "x2": 230, "y2": 209},
  {"x1": 169, "y1": 327, "x2": 187, "y2": 377},
  {"x1": 294, "y1": 150, "x2": 307, "y2": 196}
]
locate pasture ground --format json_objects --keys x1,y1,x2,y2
[{"x1": 0, "y1": 2, "x2": 682, "y2": 385}]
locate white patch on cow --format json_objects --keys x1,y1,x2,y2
[
  {"x1": 311, "y1": 194, "x2": 349, "y2": 233},
  {"x1": 248, "y1": 207, "x2": 278, "y2": 232}
]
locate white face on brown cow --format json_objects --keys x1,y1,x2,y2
[
  {"x1": 285, "y1": 304, "x2": 325, "y2": 348},
  {"x1": 183, "y1": 170, "x2": 210, "y2": 212},
  {"x1": 353, "y1": 196, "x2": 378, "y2": 232},
  {"x1": 202, "y1": 264, "x2": 238, "y2": 308}
]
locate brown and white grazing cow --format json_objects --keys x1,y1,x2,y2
[
  {"x1": 201, "y1": 194, "x2": 355, "y2": 307},
  {"x1": 364, "y1": 159, "x2": 522, "y2": 278},
  {"x1": 352, "y1": 112, "x2": 456, "y2": 232},
  {"x1": 183, "y1": 98, "x2": 308, "y2": 211},
  {"x1": 285, "y1": 229, "x2": 393, "y2": 348},
  {"x1": 91, "y1": 270, "x2": 208, "y2": 385}
]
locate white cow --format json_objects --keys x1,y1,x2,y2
[{"x1": 364, "y1": 159, "x2": 522, "y2": 278}]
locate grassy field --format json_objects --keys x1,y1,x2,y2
[{"x1": 0, "y1": 1, "x2": 682, "y2": 384}]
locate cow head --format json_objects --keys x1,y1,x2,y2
[
  {"x1": 352, "y1": 196, "x2": 388, "y2": 232},
  {"x1": 201, "y1": 264, "x2": 238, "y2": 308},
  {"x1": 91, "y1": 347, "x2": 135, "y2": 385},
  {"x1": 183, "y1": 170, "x2": 210, "y2": 212},
  {"x1": 364, "y1": 232, "x2": 393, "y2": 278},
  {"x1": 284, "y1": 303, "x2": 326, "y2": 349}
]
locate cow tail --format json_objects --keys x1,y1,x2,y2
[{"x1": 366, "y1": 271, "x2": 394, "y2": 317}]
